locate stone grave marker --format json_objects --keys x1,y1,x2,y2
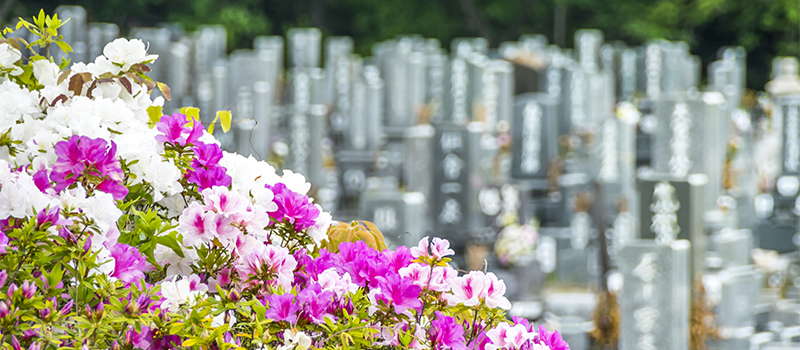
[
  {"x1": 618, "y1": 240, "x2": 690, "y2": 350},
  {"x1": 638, "y1": 172, "x2": 707, "y2": 275}
]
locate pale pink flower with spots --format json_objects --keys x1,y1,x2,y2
[
  {"x1": 428, "y1": 265, "x2": 458, "y2": 292},
  {"x1": 399, "y1": 263, "x2": 431, "y2": 288},
  {"x1": 178, "y1": 202, "x2": 216, "y2": 246},
  {"x1": 485, "y1": 322, "x2": 536, "y2": 350},
  {"x1": 446, "y1": 271, "x2": 486, "y2": 306},
  {"x1": 481, "y1": 272, "x2": 511, "y2": 309},
  {"x1": 410, "y1": 236, "x2": 455, "y2": 260}
]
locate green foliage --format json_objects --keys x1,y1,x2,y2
[{"x1": 10, "y1": 0, "x2": 800, "y2": 89}]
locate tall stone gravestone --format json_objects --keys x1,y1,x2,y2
[
  {"x1": 638, "y1": 173, "x2": 706, "y2": 275},
  {"x1": 619, "y1": 240, "x2": 690, "y2": 350},
  {"x1": 325, "y1": 37, "x2": 354, "y2": 140},
  {"x1": 717, "y1": 265, "x2": 760, "y2": 349},
  {"x1": 287, "y1": 28, "x2": 321, "y2": 68},
  {"x1": 193, "y1": 26, "x2": 227, "y2": 124},
  {"x1": 287, "y1": 69, "x2": 326, "y2": 188},
  {"x1": 54, "y1": 6, "x2": 88, "y2": 64},
  {"x1": 431, "y1": 122, "x2": 473, "y2": 245},
  {"x1": 404, "y1": 124, "x2": 435, "y2": 214},
  {"x1": 511, "y1": 93, "x2": 558, "y2": 180}
]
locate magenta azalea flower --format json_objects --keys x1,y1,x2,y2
[
  {"x1": 192, "y1": 142, "x2": 224, "y2": 168},
  {"x1": 264, "y1": 293, "x2": 300, "y2": 324},
  {"x1": 430, "y1": 311, "x2": 468, "y2": 350},
  {"x1": 296, "y1": 283, "x2": 335, "y2": 324},
  {"x1": 187, "y1": 166, "x2": 232, "y2": 191},
  {"x1": 110, "y1": 243, "x2": 147, "y2": 285},
  {"x1": 536, "y1": 325, "x2": 570, "y2": 350},
  {"x1": 51, "y1": 135, "x2": 127, "y2": 199},
  {"x1": 155, "y1": 113, "x2": 203, "y2": 147},
  {"x1": 266, "y1": 183, "x2": 320, "y2": 231},
  {"x1": 35, "y1": 207, "x2": 72, "y2": 229},
  {"x1": 372, "y1": 273, "x2": 423, "y2": 314}
]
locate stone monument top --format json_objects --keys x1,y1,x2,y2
[{"x1": 766, "y1": 57, "x2": 800, "y2": 96}]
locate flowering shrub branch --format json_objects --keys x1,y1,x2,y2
[{"x1": 0, "y1": 10, "x2": 569, "y2": 350}]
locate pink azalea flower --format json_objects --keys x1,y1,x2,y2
[
  {"x1": 192, "y1": 142, "x2": 224, "y2": 168},
  {"x1": 372, "y1": 273, "x2": 423, "y2": 314},
  {"x1": 235, "y1": 244, "x2": 297, "y2": 291},
  {"x1": 187, "y1": 166, "x2": 232, "y2": 191},
  {"x1": 410, "y1": 236, "x2": 455, "y2": 260},
  {"x1": 398, "y1": 263, "x2": 431, "y2": 289},
  {"x1": 178, "y1": 202, "x2": 216, "y2": 246},
  {"x1": 155, "y1": 113, "x2": 203, "y2": 147},
  {"x1": 428, "y1": 265, "x2": 458, "y2": 292},
  {"x1": 429, "y1": 311, "x2": 468, "y2": 350},
  {"x1": 110, "y1": 243, "x2": 147, "y2": 285},
  {"x1": 203, "y1": 213, "x2": 239, "y2": 245},
  {"x1": 481, "y1": 272, "x2": 511, "y2": 309},
  {"x1": 51, "y1": 135, "x2": 128, "y2": 199},
  {"x1": 535, "y1": 325, "x2": 570, "y2": 350},
  {"x1": 446, "y1": 271, "x2": 486, "y2": 307},
  {"x1": 485, "y1": 322, "x2": 535, "y2": 350},
  {"x1": 264, "y1": 293, "x2": 300, "y2": 323},
  {"x1": 201, "y1": 186, "x2": 249, "y2": 220},
  {"x1": 266, "y1": 183, "x2": 320, "y2": 231}
]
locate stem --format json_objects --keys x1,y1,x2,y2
[{"x1": 9, "y1": 248, "x2": 32, "y2": 285}]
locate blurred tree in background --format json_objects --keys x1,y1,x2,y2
[{"x1": 5, "y1": 0, "x2": 800, "y2": 90}]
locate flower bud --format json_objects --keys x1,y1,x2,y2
[
  {"x1": 230, "y1": 289, "x2": 241, "y2": 303},
  {"x1": 0, "y1": 270, "x2": 7, "y2": 288},
  {"x1": 7, "y1": 283, "x2": 17, "y2": 296},
  {"x1": 39, "y1": 307, "x2": 51, "y2": 320},
  {"x1": 111, "y1": 340, "x2": 120, "y2": 350},
  {"x1": 20, "y1": 281, "x2": 37, "y2": 299},
  {"x1": 10, "y1": 335, "x2": 21, "y2": 350},
  {"x1": 29, "y1": 342, "x2": 42, "y2": 350},
  {"x1": 124, "y1": 326, "x2": 134, "y2": 345},
  {"x1": 59, "y1": 300, "x2": 74, "y2": 316},
  {"x1": 0, "y1": 301, "x2": 8, "y2": 318}
]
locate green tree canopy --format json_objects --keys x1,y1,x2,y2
[{"x1": 7, "y1": 0, "x2": 800, "y2": 89}]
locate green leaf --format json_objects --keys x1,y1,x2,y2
[
  {"x1": 182, "y1": 338, "x2": 201, "y2": 347},
  {"x1": 54, "y1": 40, "x2": 72, "y2": 54},
  {"x1": 147, "y1": 106, "x2": 163, "y2": 128},
  {"x1": 157, "y1": 235, "x2": 185, "y2": 258},
  {"x1": 207, "y1": 115, "x2": 219, "y2": 134},
  {"x1": 157, "y1": 81, "x2": 172, "y2": 101},
  {"x1": 180, "y1": 106, "x2": 200, "y2": 125},
  {"x1": 217, "y1": 110, "x2": 232, "y2": 133}
]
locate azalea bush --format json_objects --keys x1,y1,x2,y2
[{"x1": 0, "y1": 10, "x2": 569, "y2": 350}]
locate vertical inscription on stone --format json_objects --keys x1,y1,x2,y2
[
  {"x1": 571, "y1": 69, "x2": 586, "y2": 128},
  {"x1": 439, "y1": 131, "x2": 464, "y2": 224},
  {"x1": 291, "y1": 71, "x2": 311, "y2": 175},
  {"x1": 632, "y1": 253, "x2": 659, "y2": 350},
  {"x1": 786, "y1": 105, "x2": 800, "y2": 172},
  {"x1": 482, "y1": 68, "x2": 499, "y2": 130},
  {"x1": 599, "y1": 119, "x2": 619, "y2": 183},
  {"x1": 520, "y1": 101, "x2": 542, "y2": 174},
  {"x1": 650, "y1": 181, "x2": 680, "y2": 245},
  {"x1": 646, "y1": 45, "x2": 661, "y2": 100},
  {"x1": 669, "y1": 102, "x2": 691, "y2": 177},
  {"x1": 451, "y1": 59, "x2": 469, "y2": 124}
]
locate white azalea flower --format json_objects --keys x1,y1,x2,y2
[
  {"x1": 32, "y1": 59, "x2": 60, "y2": 87},
  {"x1": 103, "y1": 38, "x2": 158, "y2": 71},
  {"x1": 0, "y1": 43, "x2": 23, "y2": 76},
  {"x1": 159, "y1": 276, "x2": 205, "y2": 313}
]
